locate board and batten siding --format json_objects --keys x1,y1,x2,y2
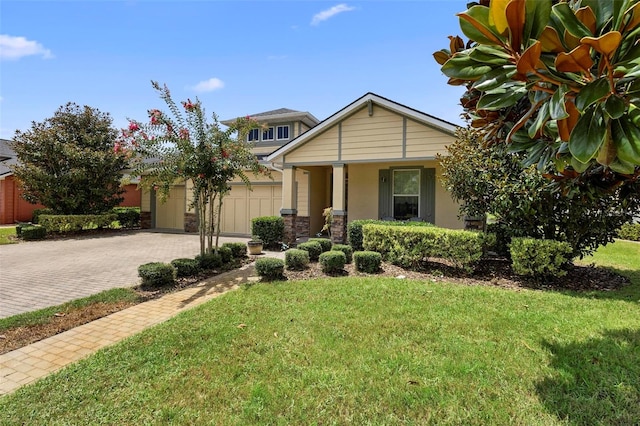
[{"x1": 341, "y1": 106, "x2": 403, "y2": 161}]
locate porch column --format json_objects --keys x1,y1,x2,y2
[
  {"x1": 280, "y1": 165, "x2": 298, "y2": 244},
  {"x1": 331, "y1": 163, "x2": 347, "y2": 244}
]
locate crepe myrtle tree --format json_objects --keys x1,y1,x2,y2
[
  {"x1": 435, "y1": 0, "x2": 640, "y2": 193},
  {"x1": 121, "y1": 81, "x2": 269, "y2": 256}
]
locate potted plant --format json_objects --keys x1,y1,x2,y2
[{"x1": 247, "y1": 236, "x2": 263, "y2": 255}]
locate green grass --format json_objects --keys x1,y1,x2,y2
[
  {"x1": 0, "y1": 288, "x2": 142, "y2": 333},
  {"x1": 0, "y1": 226, "x2": 16, "y2": 245},
  {"x1": 1, "y1": 242, "x2": 638, "y2": 425}
]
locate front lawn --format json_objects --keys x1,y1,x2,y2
[
  {"x1": 0, "y1": 226, "x2": 16, "y2": 245},
  {"x1": 2, "y1": 241, "x2": 639, "y2": 424}
]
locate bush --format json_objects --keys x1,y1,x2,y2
[
  {"x1": 170, "y1": 258, "x2": 201, "y2": 278},
  {"x1": 38, "y1": 214, "x2": 117, "y2": 233},
  {"x1": 255, "y1": 257, "x2": 285, "y2": 280},
  {"x1": 510, "y1": 238, "x2": 573, "y2": 279},
  {"x1": 308, "y1": 238, "x2": 332, "y2": 253},
  {"x1": 138, "y1": 262, "x2": 176, "y2": 287},
  {"x1": 196, "y1": 252, "x2": 222, "y2": 270},
  {"x1": 251, "y1": 216, "x2": 284, "y2": 249},
  {"x1": 20, "y1": 225, "x2": 47, "y2": 241},
  {"x1": 353, "y1": 251, "x2": 382, "y2": 273},
  {"x1": 617, "y1": 222, "x2": 640, "y2": 241},
  {"x1": 112, "y1": 207, "x2": 141, "y2": 228},
  {"x1": 297, "y1": 241, "x2": 323, "y2": 261},
  {"x1": 331, "y1": 244, "x2": 353, "y2": 263},
  {"x1": 285, "y1": 249, "x2": 309, "y2": 270},
  {"x1": 32, "y1": 208, "x2": 54, "y2": 224},
  {"x1": 319, "y1": 251, "x2": 346, "y2": 274},
  {"x1": 347, "y1": 219, "x2": 435, "y2": 251},
  {"x1": 222, "y1": 242, "x2": 247, "y2": 258},
  {"x1": 217, "y1": 245, "x2": 233, "y2": 263}
]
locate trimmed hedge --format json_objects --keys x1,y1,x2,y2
[
  {"x1": 285, "y1": 249, "x2": 309, "y2": 270},
  {"x1": 319, "y1": 251, "x2": 346, "y2": 274},
  {"x1": 112, "y1": 207, "x2": 140, "y2": 228},
  {"x1": 617, "y1": 222, "x2": 640, "y2": 241},
  {"x1": 32, "y1": 208, "x2": 54, "y2": 224},
  {"x1": 196, "y1": 253, "x2": 223, "y2": 270},
  {"x1": 308, "y1": 238, "x2": 332, "y2": 253},
  {"x1": 251, "y1": 216, "x2": 284, "y2": 249},
  {"x1": 20, "y1": 225, "x2": 47, "y2": 241},
  {"x1": 38, "y1": 214, "x2": 117, "y2": 233},
  {"x1": 222, "y1": 242, "x2": 247, "y2": 258},
  {"x1": 170, "y1": 258, "x2": 201, "y2": 277},
  {"x1": 297, "y1": 241, "x2": 323, "y2": 261},
  {"x1": 255, "y1": 257, "x2": 285, "y2": 280},
  {"x1": 353, "y1": 251, "x2": 382, "y2": 273},
  {"x1": 362, "y1": 224, "x2": 490, "y2": 272},
  {"x1": 348, "y1": 219, "x2": 435, "y2": 251},
  {"x1": 138, "y1": 262, "x2": 176, "y2": 287},
  {"x1": 331, "y1": 244, "x2": 353, "y2": 263},
  {"x1": 510, "y1": 238, "x2": 573, "y2": 278},
  {"x1": 217, "y1": 246, "x2": 233, "y2": 263}
]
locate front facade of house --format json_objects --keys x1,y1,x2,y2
[{"x1": 141, "y1": 94, "x2": 463, "y2": 242}]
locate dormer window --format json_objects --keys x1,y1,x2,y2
[
  {"x1": 276, "y1": 125, "x2": 289, "y2": 140},
  {"x1": 262, "y1": 127, "x2": 275, "y2": 141},
  {"x1": 247, "y1": 128, "x2": 259, "y2": 142}
]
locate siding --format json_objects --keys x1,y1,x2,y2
[
  {"x1": 405, "y1": 118, "x2": 455, "y2": 158},
  {"x1": 341, "y1": 106, "x2": 403, "y2": 161},
  {"x1": 285, "y1": 126, "x2": 339, "y2": 163}
]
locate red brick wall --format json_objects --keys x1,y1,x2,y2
[{"x1": 120, "y1": 184, "x2": 141, "y2": 207}]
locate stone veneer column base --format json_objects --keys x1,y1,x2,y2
[
  {"x1": 282, "y1": 213, "x2": 297, "y2": 245},
  {"x1": 331, "y1": 214, "x2": 347, "y2": 244},
  {"x1": 295, "y1": 216, "x2": 310, "y2": 238},
  {"x1": 140, "y1": 211, "x2": 152, "y2": 229},
  {"x1": 184, "y1": 213, "x2": 198, "y2": 233}
]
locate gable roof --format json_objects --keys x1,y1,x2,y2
[
  {"x1": 0, "y1": 139, "x2": 16, "y2": 178},
  {"x1": 266, "y1": 92, "x2": 459, "y2": 162},
  {"x1": 221, "y1": 108, "x2": 320, "y2": 128}
]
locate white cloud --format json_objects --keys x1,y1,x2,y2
[
  {"x1": 311, "y1": 4, "x2": 356, "y2": 26},
  {"x1": 190, "y1": 77, "x2": 225, "y2": 93},
  {"x1": 0, "y1": 35, "x2": 53, "y2": 60}
]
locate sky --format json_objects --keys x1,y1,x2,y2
[{"x1": 0, "y1": 1, "x2": 469, "y2": 140}]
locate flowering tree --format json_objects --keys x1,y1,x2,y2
[{"x1": 120, "y1": 81, "x2": 269, "y2": 255}]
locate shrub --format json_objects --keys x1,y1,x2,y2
[
  {"x1": 617, "y1": 223, "x2": 640, "y2": 242},
  {"x1": 112, "y1": 207, "x2": 141, "y2": 228},
  {"x1": 308, "y1": 238, "x2": 332, "y2": 253},
  {"x1": 353, "y1": 251, "x2": 382, "y2": 273},
  {"x1": 285, "y1": 249, "x2": 309, "y2": 270},
  {"x1": 222, "y1": 242, "x2": 247, "y2": 258},
  {"x1": 138, "y1": 262, "x2": 176, "y2": 287},
  {"x1": 297, "y1": 241, "x2": 323, "y2": 261},
  {"x1": 38, "y1": 214, "x2": 118, "y2": 233},
  {"x1": 170, "y1": 258, "x2": 201, "y2": 277},
  {"x1": 32, "y1": 208, "x2": 54, "y2": 224},
  {"x1": 251, "y1": 216, "x2": 284, "y2": 249},
  {"x1": 510, "y1": 238, "x2": 573, "y2": 279},
  {"x1": 217, "y1": 245, "x2": 233, "y2": 263},
  {"x1": 255, "y1": 257, "x2": 285, "y2": 280},
  {"x1": 319, "y1": 251, "x2": 346, "y2": 274},
  {"x1": 20, "y1": 225, "x2": 47, "y2": 241},
  {"x1": 331, "y1": 244, "x2": 353, "y2": 263},
  {"x1": 196, "y1": 252, "x2": 222, "y2": 270},
  {"x1": 347, "y1": 219, "x2": 435, "y2": 251}
]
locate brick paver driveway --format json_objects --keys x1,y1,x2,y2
[{"x1": 0, "y1": 231, "x2": 249, "y2": 318}]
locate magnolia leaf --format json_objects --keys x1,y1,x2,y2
[
  {"x1": 581, "y1": 31, "x2": 622, "y2": 58},
  {"x1": 613, "y1": 0, "x2": 634, "y2": 32},
  {"x1": 571, "y1": 155, "x2": 591, "y2": 172},
  {"x1": 516, "y1": 40, "x2": 542, "y2": 74},
  {"x1": 626, "y1": 2, "x2": 640, "y2": 32},
  {"x1": 575, "y1": 77, "x2": 611, "y2": 111},
  {"x1": 555, "y1": 44, "x2": 594, "y2": 73},
  {"x1": 447, "y1": 77, "x2": 467, "y2": 86},
  {"x1": 523, "y1": 0, "x2": 552, "y2": 42},
  {"x1": 596, "y1": 134, "x2": 617, "y2": 166},
  {"x1": 528, "y1": 102, "x2": 550, "y2": 138},
  {"x1": 489, "y1": 0, "x2": 510, "y2": 35},
  {"x1": 604, "y1": 95, "x2": 625, "y2": 119},
  {"x1": 569, "y1": 106, "x2": 606, "y2": 163},
  {"x1": 472, "y1": 65, "x2": 518, "y2": 91},
  {"x1": 582, "y1": 0, "x2": 613, "y2": 29},
  {"x1": 441, "y1": 54, "x2": 494, "y2": 80},
  {"x1": 557, "y1": 100, "x2": 581, "y2": 141},
  {"x1": 612, "y1": 116, "x2": 640, "y2": 164},
  {"x1": 449, "y1": 35, "x2": 465, "y2": 54},
  {"x1": 477, "y1": 85, "x2": 527, "y2": 110},
  {"x1": 552, "y1": 2, "x2": 594, "y2": 38},
  {"x1": 458, "y1": 6, "x2": 505, "y2": 45},
  {"x1": 505, "y1": 0, "x2": 526, "y2": 51},
  {"x1": 469, "y1": 44, "x2": 513, "y2": 64},
  {"x1": 629, "y1": 103, "x2": 640, "y2": 126},
  {"x1": 539, "y1": 26, "x2": 565, "y2": 53},
  {"x1": 549, "y1": 85, "x2": 569, "y2": 120},
  {"x1": 575, "y1": 6, "x2": 597, "y2": 35},
  {"x1": 608, "y1": 157, "x2": 636, "y2": 174},
  {"x1": 433, "y1": 50, "x2": 451, "y2": 65}
]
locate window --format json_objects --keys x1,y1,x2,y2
[
  {"x1": 247, "y1": 128, "x2": 259, "y2": 142},
  {"x1": 392, "y1": 169, "x2": 419, "y2": 220},
  {"x1": 262, "y1": 127, "x2": 274, "y2": 141},
  {"x1": 276, "y1": 125, "x2": 289, "y2": 140}
]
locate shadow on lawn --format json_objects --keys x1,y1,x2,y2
[{"x1": 536, "y1": 328, "x2": 640, "y2": 425}]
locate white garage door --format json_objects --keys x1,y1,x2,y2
[
  {"x1": 220, "y1": 184, "x2": 282, "y2": 235},
  {"x1": 155, "y1": 185, "x2": 185, "y2": 230}
]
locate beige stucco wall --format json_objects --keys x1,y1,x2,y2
[{"x1": 296, "y1": 169, "x2": 309, "y2": 216}]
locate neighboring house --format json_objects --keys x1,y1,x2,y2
[
  {"x1": 142, "y1": 93, "x2": 464, "y2": 243},
  {"x1": 0, "y1": 138, "x2": 141, "y2": 225}
]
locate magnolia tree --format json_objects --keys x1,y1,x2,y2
[
  {"x1": 120, "y1": 81, "x2": 269, "y2": 255},
  {"x1": 435, "y1": 0, "x2": 640, "y2": 191}
]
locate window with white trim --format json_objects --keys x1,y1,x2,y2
[
  {"x1": 392, "y1": 169, "x2": 420, "y2": 220},
  {"x1": 262, "y1": 127, "x2": 274, "y2": 141},
  {"x1": 247, "y1": 128, "x2": 259, "y2": 142},
  {"x1": 276, "y1": 125, "x2": 289, "y2": 140}
]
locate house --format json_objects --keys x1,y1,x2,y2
[
  {"x1": 141, "y1": 93, "x2": 464, "y2": 243},
  {"x1": 0, "y1": 138, "x2": 141, "y2": 225}
]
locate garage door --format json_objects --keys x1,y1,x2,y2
[
  {"x1": 220, "y1": 184, "x2": 282, "y2": 235},
  {"x1": 155, "y1": 185, "x2": 185, "y2": 230}
]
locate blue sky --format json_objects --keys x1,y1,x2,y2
[{"x1": 1, "y1": 1, "x2": 468, "y2": 139}]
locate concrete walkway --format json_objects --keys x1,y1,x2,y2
[
  {"x1": 0, "y1": 231, "x2": 250, "y2": 318},
  {"x1": 0, "y1": 251, "x2": 284, "y2": 396}
]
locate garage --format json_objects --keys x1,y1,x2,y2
[
  {"x1": 220, "y1": 184, "x2": 282, "y2": 235},
  {"x1": 155, "y1": 185, "x2": 186, "y2": 230}
]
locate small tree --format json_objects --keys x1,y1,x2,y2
[
  {"x1": 123, "y1": 81, "x2": 269, "y2": 256},
  {"x1": 10, "y1": 103, "x2": 127, "y2": 214}
]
